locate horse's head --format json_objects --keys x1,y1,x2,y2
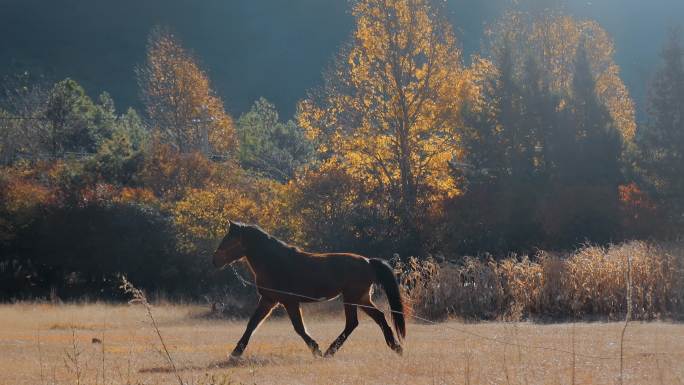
[{"x1": 213, "y1": 221, "x2": 246, "y2": 268}]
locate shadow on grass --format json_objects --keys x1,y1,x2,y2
[{"x1": 139, "y1": 355, "x2": 308, "y2": 374}]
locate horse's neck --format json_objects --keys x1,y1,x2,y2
[
  {"x1": 243, "y1": 245, "x2": 281, "y2": 274},
  {"x1": 243, "y1": 253, "x2": 265, "y2": 273}
]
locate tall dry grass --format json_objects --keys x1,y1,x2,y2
[{"x1": 397, "y1": 240, "x2": 684, "y2": 321}]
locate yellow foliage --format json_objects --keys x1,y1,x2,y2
[
  {"x1": 113, "y1": 187, "x2": 158, "y2": 206},
  {"x1": 491, "y1": 12, "x2": 636, "y2": 140},
  {"x1": 280, "y1": 161, "x2": 364, "y2": 248},
  {"x1": 139, "y1": 140, "x2": 215, "y2": 200},
  {"x1": 2, "y1": 179, "x2": 52, "y2": 213},
  {"x1": 298, "y1": 0, "x2": 469, "y2": 222},
  {"x1": 139, "y1": 29, "x2": 237, "y2": 154},
  {"x1": 172, "y1": 178, "x2": 288, "y2": 252}
]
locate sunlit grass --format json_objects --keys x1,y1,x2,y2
[{"x1": 0, "y1": 303, "x2": 682, "y2": 384}]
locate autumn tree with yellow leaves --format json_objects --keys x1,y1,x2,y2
[
  {"x1": 489, "y1": 12, "x2": 636, "y2": 140},
  {"x1": 298, "y1": 0, "x2": 470, "y2": 249},
  {"x1": 138, "y1": 28, "x2": 237, "y2": 155}
]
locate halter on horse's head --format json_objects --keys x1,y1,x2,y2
[{"x1": 213, "y1": 221, "x2": 246, "y2": 268}]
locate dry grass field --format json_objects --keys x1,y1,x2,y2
[{"x1": 0, "y1": 303, "x2": 682, "y2": 385}]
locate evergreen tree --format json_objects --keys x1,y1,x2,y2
[
  {"x1": 570, "y1": 40, "x2": 623, "y2": 185},
  {"x1": 88, "y1": 108, "x2": 149, "y2": 185},
  {"x1": 639, "y1": 29, "x2": 684, "y2": 228},
  {"x1": 456, "y1": 50, "x2": 555, "y2": 252},
  {"x1": 542, "y1": 41, "x2": 623, "y2": 244},
  {"x1": 236, "y1": 98, "x2": 312, "y2": 182},
  {"x1": 0, "y1": 75, "x2": 49, "y2": 164},
  {"x1": 44, "y1": 78, "x2": 117, "y2": 156}
]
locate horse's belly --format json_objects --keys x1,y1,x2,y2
[
  {"x1": 304, "y1": 292, "x2": 341, "y2": 303},
  {"x1": 256, "y1": 279, "x2": 342, "y2": 303},
  {"x1": 292, "y1": 284, "x2": 342, "y2": 302}
]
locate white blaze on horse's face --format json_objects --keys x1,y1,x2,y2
[{"x1": 212, "y1": 225, "x2": 244, "y2": 268}]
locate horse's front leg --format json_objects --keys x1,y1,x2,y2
[
  {"x1": 230, "y1": 297, "x2": 277, "y2": 359},
  {"x1": 283, "y1": 302, "x2": 322, "y2": 356}
]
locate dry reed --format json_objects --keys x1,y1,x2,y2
[
  {"x1": 397, "y1": 240, "x2": 684, "y2": 321},
  {"x1": 120, "y1": 275, "x2": 184, "y2": 385}
]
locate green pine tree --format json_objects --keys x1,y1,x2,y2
[
  {"x1": 638, "y1": 29, "x2": 684, "y2": 228},
  {"x1": 236, "y1": 98, "x2": 312, "y2": 182}
]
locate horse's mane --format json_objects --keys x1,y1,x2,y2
[{"x1": 235, "y1": 222, "x2": 301, "y2": 255}]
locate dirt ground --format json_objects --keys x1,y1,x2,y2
[{"x1": 0, "y1": 303, "x2": 682, "y2": 385}]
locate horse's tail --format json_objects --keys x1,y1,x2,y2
[{"x1": 369, "y1": 258, "x2": 406, "y2": 340}]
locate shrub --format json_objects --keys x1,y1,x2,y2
[
  {"x1": 0, "y1": 201, "x2": 211, "y2": 300},
  {"x1": 397, "y1": 241, "x2": 684, "y2": 321}
]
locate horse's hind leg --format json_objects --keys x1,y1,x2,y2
[
  {"x1": 359, "y1": 295, "x2": 402, "y2": 355},
  {"x1": 284, "y1": 302, "x2": 322, "y2": 356},
  {"x1": 230, "y1": 297, "x2": 277, "y2": 359},
  {"x1": 323, "y1": 303, "x2": 358, "y2": 357}
]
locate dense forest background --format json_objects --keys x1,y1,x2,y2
[
  {"x1": 1, "y1": 0, "x2": 683, "y2": 117},
  {"x1": 1, "y1": 0, "x2": 683, "y2": 302}
]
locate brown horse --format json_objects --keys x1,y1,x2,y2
[{"x1": 212, "y1": 221, "x2": 406, "y2": 359}]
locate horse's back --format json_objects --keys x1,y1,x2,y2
[
  {"x1": 310, "y1": 251, "x2": 375, "y2": 276},
  {"x1": 309, "y1": 252, "x2": 377, "y2": 296}
]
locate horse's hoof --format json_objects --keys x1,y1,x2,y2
[
  {"x1": 312, "y1": 348, "x2": 323, "y2": 357},
  {"x1": 227, "y1": 353, "x2": 243, "y2": 364},
  {"x1": 323, "y1": 349, "x2": 335, "y2": 358},
  {"x1": 392, "y1": 344, "x2": 403, "y2": 356}
]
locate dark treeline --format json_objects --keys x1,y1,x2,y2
[
  {"x1": 0, "y1": 0, "x2": 682, "y2": 300},
  {"x1": 1, "y1": 0, "x2": 682, "y2": 117}
]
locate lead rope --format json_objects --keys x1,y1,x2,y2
[{"x1": 226, "y1": 262, "x2": 646, "y2": 361}]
